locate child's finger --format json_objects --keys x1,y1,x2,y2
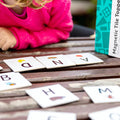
[
  {"x1": 0, "y1": 39, "x2": 6, "y2": 49},
  {"x1": 1, "y1": 42, "x2": 12, "y2": 51}
]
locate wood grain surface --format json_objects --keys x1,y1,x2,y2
[{"x1": 0, "y1": 37, "x2": 119, "y2": 120}]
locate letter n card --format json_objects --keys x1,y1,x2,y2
[
  {"x1": 4, "y1": 56, "x2": 45, "y2": 72},
  {"x1": 36, "y1": 55, "x2": 76, "y2": 69},
  {"x1": 83, "y1": 86, "x2": 120, "y2": 103}
]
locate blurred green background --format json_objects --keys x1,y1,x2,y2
[{"x1": 71, "y1": 0, "x2": 97, "y2": 29}]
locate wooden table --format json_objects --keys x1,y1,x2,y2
[{"x1": 0, "y1": 37, "x2": 120, "y2": 120}]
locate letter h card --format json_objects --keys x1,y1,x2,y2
[{"x1": 26, "y1": 84, "x2": 79, "y2": 108}]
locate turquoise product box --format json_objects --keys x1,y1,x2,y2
[{"x1": 95, "y1": 0, "x2": 120, "y2": 58}]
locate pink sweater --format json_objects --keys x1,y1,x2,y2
[{"x1": 0, "y1": 0, "x2": 73, "y2": 50}]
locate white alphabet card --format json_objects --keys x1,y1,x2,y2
[
  {"x1": 26, "y1": 84, "x2": 79, "y2": 108},
  {"x1": 27, "y1": 110, "x2": 76, "y2": 120},
  {"x1": 89, "y1": 106, "x2": 120, "y2": 120},
  {"x1": 0, "y1": 66, "x2": 3, "y2": 70},
  {"x1": 0, "y1": 72, "x2": 32, "y2": 91},
  {"x1": 4, "y1": 56, "x2": 45, "y2": 72},
  {"x1": 66, "y1": 53, "x2": 103, "y2": 65},
  {"x1": 35, "y1": 55, "x2": 76, "y2": 69},
  {"x1": 83, "y1": 86, "x2": 120, "y2": 103}
]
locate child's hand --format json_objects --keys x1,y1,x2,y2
[{"x1": 0, "y1": 27, "x2": 17, "y2": 51}]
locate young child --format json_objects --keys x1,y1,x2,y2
[{"x1": 0, "y1": 0, "x2": 73, "y2": 50}]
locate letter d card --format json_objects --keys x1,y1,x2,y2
[{"x1": 4, "y1": 56, "x2": 45, "y2": 72}]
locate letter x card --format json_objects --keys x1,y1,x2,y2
[
  {"x1": 66, "y1": 53, "x2": 103, "y2": 65},
  {"x1": 89, "y1": 106, "x2": 120, "y2": 120},
  {"x1": 83, "y1": 86, "x2": 120, "y2": 103},
  {"x1": 27, "y1": 110, "x2": 76, "y2": 120},
  {"x1": 36, "y1": 55, "x2": 76, "y2": 69},
  {"x1": 0, "y1": 72, "x2": 32, "y2": 91},
  {"x1": 4, "y1": 56, "x2": 45, "y2": 72},
  {"x1": 26, "y1": 84, "x2": 79, "y2": 108}
]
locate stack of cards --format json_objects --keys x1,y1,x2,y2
[
  {"x1": 3, "y1": 53, "x2": 103, "y2": 72},
  {"x1": 0, "y1": 72, "x2": 32, "y2": 91},
  {"x1": 27, "y1": 110, "x2": 76, "y2": 120},
  {"x1": 83, "y1": 85, "x2": 120, "y2": 119},
  {"x1": 26, "y1": 84, "x2": 79, "y2": 108}
]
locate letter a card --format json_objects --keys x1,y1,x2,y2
[
  {"x1": 66, "y1": 53, "x2": 103, "y2": 65},
  {"x1": 89, "y1": 106, "x2": 120, "y2": 120},
  {"x1": 27, "y1": 110, "x2": 76, "y2": 120},
  {"x1": 0, "y1": 72, "x2": 32, "y2": 91},
  {"x1": 4, "y1": 56, "x2": 45, "y2": 72},
  {"x1": 83, "y1": 86, "x2": 120, "y2": 103},
  {"x1": 26, "y1": 84, "x2": 79, "y2": 108},
  {"x1": 35, "y1": 55, "x2": 76, "y2": 69}
]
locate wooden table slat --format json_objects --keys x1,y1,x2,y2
[{"x1": 0, "y1": 37, "x2": 120, "y2": 120}]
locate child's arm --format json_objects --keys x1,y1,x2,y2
[
  {"x1": 0, "y1": 27, "x2": 16, "y2": 51},
  {"x1": 9, "y1": 0, "x2": 73, "y2": 50}
]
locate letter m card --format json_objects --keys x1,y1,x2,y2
[{"x1": 83, "y1": 86, "x2": 120, "y2": 103}]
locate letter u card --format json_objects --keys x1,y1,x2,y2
[
  {"x1": 36, "y1": 55, "x2": 76, "y2": 69},
  {"x1": 26, "y1": 84, "x2": 79, "y2": 108},
  {"x1": 0, "y1": 72, "x2": 32, "y2": 91},
  {"x1": 4, "y1": 56, "x2": 45, "y2": 72},
  {"x1": 27, "y1": 110, "x2": 76, "y2": 120},
  {"x1": 66, "y1": 53, "x2": 103, "y2": 65},
  {"x1": 89, "y1": 106, "x2": 120, "y2": 120},
  {"x1": 83, "y1": 86, "x2": 120, "y2": 103}
]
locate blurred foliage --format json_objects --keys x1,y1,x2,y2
[
  {"x1": 72, "y1": 0, "x2": 97, "y2": 29},
  {"x1": 90, "y1": 0, "x2": 97, "y2": 5}
]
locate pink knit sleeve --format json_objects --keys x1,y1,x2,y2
[{"x1": 9, "y1": 0, "x2": 73, "y2": 50}]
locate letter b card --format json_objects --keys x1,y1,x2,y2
[{"x1": 0, "y1": 72, "x2": 31, "y2": 91}]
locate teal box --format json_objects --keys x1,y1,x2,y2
[{"x1": 95, "y1": 0, "x2": 112, "y2": 55}]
